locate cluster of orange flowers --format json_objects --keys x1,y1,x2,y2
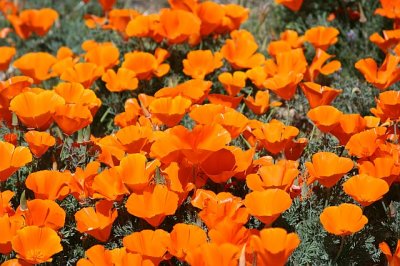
[{"x1": 0, "y1": 0, "x2": 400, "y2": 265}]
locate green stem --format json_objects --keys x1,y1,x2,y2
[{"x1": 334, "y1": 236, "x2": 346, "y2": 262}]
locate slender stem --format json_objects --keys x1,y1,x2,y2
[{"x1": 334, "y1": 236, "x2": 346, "y2": 262}]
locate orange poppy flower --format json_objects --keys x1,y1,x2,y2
[
  {"x1": 218, "y1": 71, "x2": 246, "y2": 96},
  {"x1": 300, "y1": 82, "x2": 342, "y2": 108},
  {"x1": 91, "y1": 135, "x2": 126, "y2": 167},
  {"x1": 13, "y1": 52, "x2": 57, "y2": 83},
  {"x1": 306, "y1": 152, "x2": 353, "y2": 187},
  {"x1": 9, "y1": 90, "x2": 65, "y2": 130},
  {"x1": 155, "y1": 79, "x2": 211, "y2": 104},
  {"x1": 125, "y1": 14, "x2": 161, "y2": 40},
  {"x1": 207, "y1": 93, "x2": 243, "y2": 109},
  {"x1": 101, "y1": 68, "x2": 138, "y2": 92},
  {"x1": 185, "y1": 243, "x2": 240, "y2": 266},
  {"x1": 24, "y1": 131, "x2": 55, "y2": 158},
  {"x1": 196, "y1": 1, "x2": 224, "y2": 36},
  {"x1": 275, "y1": 0, "x2": 303, "y2": 11},
  {"x1": 183, "y1": 50, "x2": 223, "y2": 79},
  {"x1": 0, "y1": 141, "x2": 32, "y2": 182},
  {"x1": 105, "y1": 8, "x2": 141, "y2": 32},
  {"x1": 252, "y1": 119, "x2": 299, "y2": 154},
  {"x1": 0, "y1": 214, "x2": 24, "y2": 254},
  {"x1": 193, "y1": 190, "x2": 249, "y2": 229},
  {"x1": 370, "y1": 29, "x2": 400, "y2": 52},
  {"x1": 0, "y1": 46, "x2": 16, "y2": 71},
  {"x1": 53, "y1": 104, "x2": 93, "y2": 135},
  {"x1": 306, "y1": 49, "x2": 341, "y2": 82},
  {"x1": 7, "y1": 8, "x2": 58, "y2": 39},
  {"x1": 343, "y1": 174, "x2": 389, "y2": 206},
  {"x1": 69, "y1": 161, "x2": 100, "y2": 201},
  {"x1": 200, "y1": 146, "x2": 254, "y2": 183},
  {"x1": 60, "y1": 62, "x2": 104, "y2": 88},
  {"x1": 156, "y1": 8, "x2": 201, "y2": 44},
  {"x1": 122, "y1": 48, "x2": 170, "y2": 80},
  {"x1": 304, "y1": 26, "x2": 340, "y2": 51},
  {"x1": 217, "y1": 4, "x2": 249, "y2": 34},
  {"x1": 126, "y1": 185, "x2": 178, "y2": 227},
  {"x1": 92, "y1": 167, "x2": 129, "y2": 201},
  {"x1": 123, "y1": 229, "x2": 171, "y2": 264},
  {"x1": 375, "y1": 0, "x2": 400, "y2": 20},
  {"x1": 355, "y1": 54, "x2": 400, "y2": 90},
  {"x1": 250, "y1": 228, "x2": 300, "y2": 265},
  {"x1": 307, "y1": 105, "x2": 343, "y2": 133},
  {"x1": 221, "y1": 29, "x2": 265, "y2": 69},
  {"x1": 320, "y1": 203, "x2": 368, "y2": 236},
  {"x1": 114, "y1": 125, "x2": 152, "y2": 154},
  {"x1": 0, "y1": 190, "x2": 14, "y2": 217},
  {"x1": 151, "y1": 124, "x2": 231, "y2": 164},
  {"x1": 16, "y1": 199, "x2": 65, "y2": 230},
  {"x1": 3, "y1": 133, "x2": 17, "y2": 146},
  {"x1": 379, "y1": 240, "x2": 400, "y2": 266},
  {"x1": 372, "y1": 90, "x2": 400, "y2": 121},
  {"x1": 345, "y1": 127, "x2": 387, "y2": 158},
  {"x1": 358, "y1": 156, "x2": 400, "y2": 186},
  {"x1": 246, "y1": 66, "x2": 269, "y2": 89},
  {"x1": 11, "y1": 225, "x2": 63, "y2": 264},
  {"x1": 244, "y1": 189, "x2": 292, "y2": 225},
  {"x1": 168, "y1": 0, "x2": 198, "y2": 12},
  {"x1": 83, "y1": 41, "x2": 119, "y2": 70},
  {"x1": 246, "y1": 160, "x2": 299, "y2": 192},
  {"x1": 25, "y1": 170, "x2": 70, "y2": 200},
  {"x1": 208, "y1": 220, "x2": 251, "y2": 247},
  {"x1": 168, "y1": 223, "x2": 207, "y2": 261},
  {"x1": 149, "y1": 96, "x2": 192, "y2": 127},
  {"x1": 330, "y1": 114, "x2": 367, "y2": 145},
  {"x1": 189, "y1": 104, "x2": 249, "y2": 138},
  {"x1": 284, "y1": 137, "x2": 308, "y2": 160},
  {"x1": 75, "y1": 200, "x2": 118, "y2": 242},
  {"x1": 54, "y1": 82, "x2": 101, "y2": 115},
  {"x1": 0, "y1": 76, "x2": 33, "y2": 102},
  {"x1": 244, "y1": 90, "x2": 271, "y2": 115}
]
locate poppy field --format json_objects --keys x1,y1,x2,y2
[{"x1": 1, "y1": 0, "x2": 400, "y2": 265}]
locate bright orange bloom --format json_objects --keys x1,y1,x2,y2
[
  {"x1": 218, "y1": 71, "x2": 246, "y2": 96},
  {"x1": 11, "y1": 225, "x2": 63, "y2": 264},
  {"x1": 275, "y1": 0, "x2": 303, "y2": 11},
  {"x1": 0, "y1": 190, "x2": 14, "y2": 217},
  {"x1": 375, "y1": 0, "x2": 400, "y2": 20},
  {"x1": 114, "y1": 124, "x2": 153, "y2": 154},
  {"x1": 168, "y1": 223, "x2": 207, "y2": 261},
  {"x1": 9, "y1": 90, "x2": 65, "y2": 130},
  {"x1": 379, "y1": 240, "x2": 400, "y2": 266},
  {"x1": 98, "y1": 0, "x2": 116, "y2": 12},
  {"x1": 0, "y1": 46, "x2": 16, "y2": 71},
  {"x1": 102, "y1": 68, "x2": 138, "y2": 92},
  {"x1": 183, "y1": 50, "x2": 223, "y2": 79},
  {"x1": 221, "y1": 29, "x2": 265, "y2": 69},
  {"x1": 358, "y1": 156, "x2": 400, "y2": 186},
  {"x1": 13, "y1": 52, "x2": 57, "y2": 83},
  {"x1": 0, "y1": 141, "x2": 32, "y2": 182},
  {"x1": 208, "y1": 219, "x2": 251, "y2": 247},
  {"x1": 207, "y1": 93, "x2": 243, "y2": 109},
  {"x1": 53, "y1": 104, "x2": 93, "y2": 135},
  {"x1": 125, "y1": 14, "x2": 161, "y2": 40},
  {"x1": 155, "y1": 79, "x2": 211, "y2": 104},
  {"x1": 355, "y1": 54, "x2": 400, "y2": 90},
  {"x1": 16, "y1": 199, "x2": 65, "y2": 230},
  {"x1": 196, "y1": 1, "x2": 224, "y2": 36},
  {"x1": 7, "y1": 8, "x2": 58, "y2": 39},
  {"x1": 25, "y1": 170, "x2": 71, "y2": 200},
  {"x1": 156, "y1": 8, "x2": 201, "y2": 44},
  {"x1": 92, "y1": 167, "x2": 129, "y2": 201},
  {"x1": 371, "y1": 90, "x2": 400, "y2": 121},
  {"x1": 149, "y1": 96, "x2": 192, "y2": 127},
  {"x1": 69, "y1": 161, "x2": 100, "y2": 201},
  {"x1": 151, "y1": 124, "x2": 231, "y2": 164},
  {"x1": 126, "y1": 185, "x2": 179, "y2": 227},
  {"x1": 75, "y1": 200, "x2": 118, "y2": 242},
  {"x1": 306, "y1": 49, "x2": 341, "y2": 82},
  {"x1": 60, "y1": 62, "x2": 104, "y2": 88},
  {"x1": 122, "y1": 48, "x2": 170, "y2": 80},
  {"x1": 343, "y1": 174, "x2": 389, "y2": 206},
  {"x1": 306, "y1": 152, "x2": 353, "y2": 187},
  {"x1": 244, "y1": 189, "x2": 292, "y2": 225},
  {"x1": 123, "y1": 229, "x2": 171, "y2": 265},
  {"x1": 0, "y1": 214, "x2": 24, "y2": 254},
  {"x1": 284, "y1": 137, "x2": 308, "y2": 160},
  {"x1": 370, "y1": 29, "x2": 400, "y2": 52},
  {"x1": 252, "y1": 119, "x2": 299, "y2": 154},
  {"x1": 304, "y1": 26, "x2": 339, "y2": 50},
  {"x1": 246, "y1": 160, "x2": 299, "y2": 192},
  {"x1": 84, "y1": 42, "x2": 120, "y2": 70},
  {"x1": 91, "y1": 135, "x2": 125, "y2": 167},
  {"x1": 320, "y1": 203, "x2": 368, "y2": 236},
  {"x1": 250, "y1": 228, "x2": 300, "y2": 265},
  {"x1": 345, "y1": 127, "x2": 387, "y2": 158},
  {"x1": 307, "y1": 105, "x2": 343, "y2": 133},
  {"x1": 330, "y1": 114, "x2": 366, "y2": 145},
  {"x1": 185, "y1": 243, "x2": 240, "y2": 266},
  {"x1": 24, "y1": 131, "x2": 55, "y2": 158},
  {"x1": 244, "y1": 90, "x2": 271, "y2": 115},
  {"x1": 216, "y1": 4, "x2": 249, "y2": 34}
]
